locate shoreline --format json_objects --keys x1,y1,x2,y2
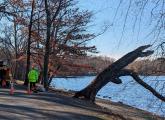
[
  {"x1": 0, "y1": 82, "x2": 164, "y2": 120},
  {"x1": 14, "y1": 80, "x2": 165, "y2": 119},
  {"x1": 49, "y1": 87, "x2": 164, "y2": 120},
  {"x1": 51, "y1": 75, "x2": 165, "y2": 117},
  {"x1": 49, "y1": 86, "x2": 165, "y2": 117}
]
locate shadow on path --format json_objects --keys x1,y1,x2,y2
[{"x1": 0, "y1": 86, "x2": 125, "y2": 120}]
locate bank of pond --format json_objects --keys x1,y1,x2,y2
[{"x1": 51, "y1": 75, "x2": 165, "y2": 116}]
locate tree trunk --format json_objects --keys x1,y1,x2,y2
[
  {"x1": 13, "y1": 18, "x2": 18, "y2": 79},
  {"x1": 74, "y1": 45, "x2": 155, "y2": 102},
  {"x1": 24, "y1": 0, "x2": 35, "y2": 85},
  {"x1": 43, "y1": 0, "x2": 62, "y2": 90},
  {"x1": 43, "y1": 0, "x2": 51, "y2": 90}
]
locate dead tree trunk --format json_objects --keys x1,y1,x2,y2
[{"x1": 74, "y1": 45, "x2": 157, "y2": 102}]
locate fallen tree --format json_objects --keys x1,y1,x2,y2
[{"x1": 74, "y1": 45, "x2": 165, "y2": 102}]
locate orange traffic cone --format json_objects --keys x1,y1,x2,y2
[
  {"x1": 9, "y1": 82, "x2": 14, "y2": 95},
  {"x1": 2, "y1": 80, "x2": 6, "y2": 87},
  {"x1": 10, "y1": 86, "x2": 14, "y2": 95}
]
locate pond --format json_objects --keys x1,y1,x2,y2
[{"x1": 51, "y1": 76, "x2": 165, "y2": 116}]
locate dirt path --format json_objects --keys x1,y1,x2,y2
[{"x1": 0, "y1": 84, "x2": 164, "y2": 120}]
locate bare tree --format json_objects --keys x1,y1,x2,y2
[
  {"x1": 24, "y1": 0, "x2": 35, "y2": 85},
  {"x1": 74, "y1": 45, "x2": 164, "y2": 102},
  {"x1": 43, "y1": 0, "x2": 62, "y2": 90},
  {"x1": 112, "y1": 0, "x2": 165, "y2": 113}
]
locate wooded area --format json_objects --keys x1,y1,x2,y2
[{"x1": 0, "y1": 0, "x2": 97, "y2": 88}]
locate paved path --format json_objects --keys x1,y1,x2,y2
[
  {"x1": 0, "y1": 85, "x2": 120, "y2": 120},
  {"x1": 0, "y1": 85, "x2": 164, "y2": 120}
]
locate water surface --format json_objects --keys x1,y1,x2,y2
[{"x1": 51, "y1": 76, "x2": 165, "y2": 116}]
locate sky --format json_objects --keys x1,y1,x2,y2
[
  {"x1": 78, "y1": 0, "x2": 158, "y2": 59},
  {"x1": 0, "y1": 0, "x2": 161, "y2": 59}
]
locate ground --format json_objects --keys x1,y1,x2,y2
[{"x1": 0, "y1": 82, "x2": 164, "y2": 120}]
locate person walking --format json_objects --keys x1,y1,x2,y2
[{"x1": 28, "y1": 66, "x2": 39, "y2": 92}]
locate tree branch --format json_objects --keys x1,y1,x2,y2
[{"x1": 117, "y1": 69, "x2": 165, "y2": 102}]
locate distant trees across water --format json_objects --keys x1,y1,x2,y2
[
  {"x1": 48, "y1": 55, "x2": 165, "y2": 76},
  {"x1": 127, "y1": 57, "x2": 165, "y2": 76}
]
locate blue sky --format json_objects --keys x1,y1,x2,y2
[
  {"x1": 78, "y1": 0, "x2": 157, "y2": 59},
  {"x1": 0, "y1": 0, "x2": 160, "y2": 59}
]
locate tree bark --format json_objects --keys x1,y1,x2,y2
[
  {"x1": 13, "y1": 18, "x2": 18, "y2": 79},
  {"x1": 24, "y1": 0, "x2": 35, "y2": 85},
  {"x1": 43, "y1": 0, "x2": 51, "y2": 90},
  {"x1": 74, "y1": 45, "x2": 155, "y2": 102},
  {"x1": 117, "y1": 69, "x2": 165, "y2": 102},
  {"x1": 43, "y1": 0, "x2": 62, "y2": 90}
]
